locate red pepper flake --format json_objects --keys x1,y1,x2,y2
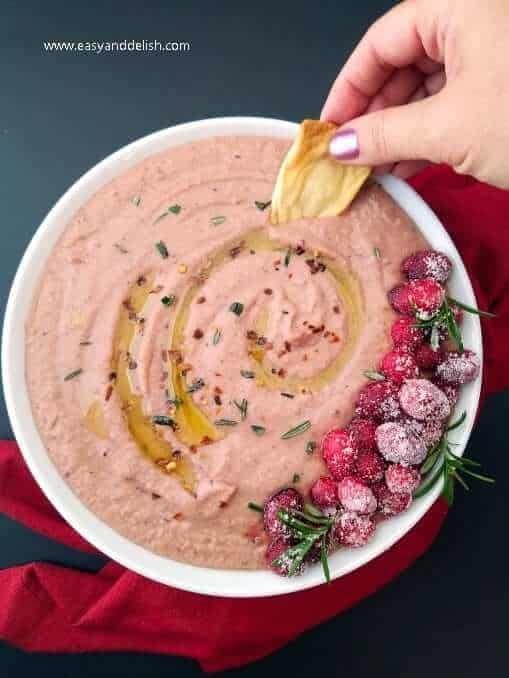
[
  {"x1": 305, "y1": 258, "x2": 327, "y2": 274},
  {"x1": 219, "y1": 501, "x2": 228, "y2": 508},
  {"x1": 201, "y1": 436, "x2": 213, "y2": 445},
  {"x1": 136, "y1": 275, "x2": 147, "y2": 286},
  {"x1": 189, "y1": 445, "x2": 197, "y2": 454},
  {"x1": 105, "y1": 384, "x2": 113, "y2": 401},
  {"x1": 295, "y1": 244, "x2": 305, "y2": 256},
  {"x1": 168, "y1": 350, "x2": 183, "y2": 364},
  {"x1": 246, "y1": 330, "x2": 258, "y2": 341},
  {"x1": 161, "y1": 349, "x2": 168, "y2": 362},
  {"x1": 284, "y1": 340, "x2": 292, "y2": 352},
  {"x1": 333, "y1": 305, "x2": 340, "y2": 314},
  {"x1": 173, "y1": 512, "x2": 183, "y2": 520},
  {"x1": 193, "y1": 328, "x2": 204, "y2": 339},
  {"x1": 288, "y1": 273, "x2": 293, "y2": 279},
  {"x1": 214, "y1": 385, "x2": 223, "y2": 394},
  {"x1": 214, "y1": 394, "x2": 222, "y2": 406},
  {"x1": 172, "y1": 449, "x2": 182, "y2": 459},
  {"x1": 196, "y1": 296, "x2": 206, "y2": 304},
  {"x1": 257, "y1": 336, "x2": 268, "y2": 346},
  {"x1": 128, "y1": 359, "x2": 137, "y2": 370},
  {"x1": 108, "y1": 371, "x2": 117, "y2": 381},
  {"x1": 230, "y1": 242, "x2": 245, "y2": 258},
  {"x1": 277, "y1": 368, "x2": 286, "y2": 377},
  {"x1": 264, "y1": 288, "x2": 273, "y2": 295},
  {"x1": 151, "y1": 492, "x2": 161, "y2": 500},
  {"x1": 303, "y1": 353, "x2": 308, "y2": 362}
]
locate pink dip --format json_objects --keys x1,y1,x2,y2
[{"x1": 26, "y1": 136, "x2": 427, "y2": 569}]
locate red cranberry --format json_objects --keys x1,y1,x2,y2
[
  {"x1": 380, "y1": 349, "x2": 419, "y2": 385},
  {"x1": 435, "y1": 350, "x2": 480, "y2": 385},
  {"x1": 401, "y1": 250, "x2": 452, "y2": 284},
  {"x1": 266, "y1": 539, "x2": 299, "y2": 576},
  {"x1": 385, "y1": 464, "x2": 420, "y2": 494},
  {"x1": 372, "y1": 482, "x2": 412, "y2": 517},
  {"x1": 355, "y1": 380, "x2": 402, "y2": 422},
  {"x1": 348, "y1": 418, "x2": 377, "y2": 452},
  {"x1": 263, "y1": 488, "x2": 303, "y2": 540},
  {"x1": 321, "y1": 428, "x2": 358, "y2": 480},
  {"x1": 310, "y1": 477, "x2": 338, "y2": 509},
  {"x1": 415, "y1": 343, "x2": 444, "y2": 369},
  {"x1": 356, "y1": 449, "x2": 385, "y2": 484},
  {"x1": 337, "y1": 476, "x2": 377, "y2": 514},
  {"x1": 391, "y1": 317, "x2": 424, "y2": 351},
  {"x1": 334, "y1": 511, "x2": 376, "y2": 547},
  {"x1": 375, "y1": 421, "x2": 427, "y2": 466},
  {"x1": 399, "y1": 378, "x2": 451, "y2": 421}
]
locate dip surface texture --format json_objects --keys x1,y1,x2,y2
[{"x1": 26, "y1": 136, "x2": 427, "y2": 569}]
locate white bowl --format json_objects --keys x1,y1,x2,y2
[{"x1": 2, "y1": 117, "x2": 482, "y2": 597}]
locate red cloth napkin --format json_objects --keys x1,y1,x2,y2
[{"x1": 1, "y1": 165, "x2": 509, "y2": 672}]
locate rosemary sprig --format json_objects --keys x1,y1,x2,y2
[
  {"x1": 373, "y1": 247, "x2": 382, "y2": 260},
  {"x1": 212, "y1": 328, "x2": 222, "y2": 345},
  {"x1": 447, "y1": 296, "x2": 496, "y2": 318},
  {"x1": 215, "y1": 418, "x2": 238, "y2": 427},
  {"x1": 281, "y1": 420, "x2": 311, "y2": 439},
  {"x1": 210, "y1": 215, "x2": 226, "y2": 226},
  {"x1": 154, "y1": 204, "x2": 181, "y2": 223},
  {"x1": 414, "y1": 410, "x2": 494, "y2": 505},
  {"x1": 64, "y1": 368, "x2": 83, "y2": 381},
  {"x1": 234, "y1": 398, "x2": 248, "y2": 420},
  {"x1": 272, "y1": 507, "x2": 333, "y2": 580},
  {"x1": 251, "y1": 424, "x2": 266, "y2": 436},
  {"x1": 364, "y1": 370, "x2": 385, "y2": 381},
  {"x1": 155, "y1": 240, "x2": 169, "y2": 259}
]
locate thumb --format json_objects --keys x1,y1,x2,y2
[{"x1": 329, "y1": 95, "x2": 447, "y2": 167}]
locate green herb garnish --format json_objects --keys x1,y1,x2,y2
[
  {"x1": 154, "y1": 204, "x2": 181, "y2": 223},
  {"x1": 187, "y1": 378, "x2": 205, "y2": 393},
  {"x1": 373, "y1": 247, "x2": 381, "y2": 260},
  {"x1": 212, "y1": 328, "x2": 222, "y2": 345},
  {"x1": 251, "y1": 424, "x2": 266, "y2": 436},
  {"x1": 414, "y1": 410, "x2": 494, "y2": 506},
  {"x1": 255, "y1": 200, "x2": 271, "y2": 211},
  {"x1": 306, "y1": 440, "x2": 317, "y2": 455},
  {"x1": 229, "y1": 301, "x2": 244, "y2": 316},
  {"x1": 364, "y1": 370, "x2": 386, "y2": 382},
  {"x1": 131, "y1": 195, "x2": 141, "y2": 206},
  {"x1": 215, "y1": 418, "x2": 238, "y2": 427},
  {"x1": 64, "y1": 368, "x2": 83, "y2": 381},
  {"x1": 161, "y1": 294, "x2": 177, "y2": 306},
  {"x1": 284, "y1": 248, "x2": 292, "y2": 267},
  {"x1": 152, "y1": 415, "x2": 177, "y2": 430},
  {"x1": 281, "y1": 420, "x2": 311, "y2": 440},
  {"x1": 240, "y1": 369, "x2": 255, "y2": 379},
  {"x1": 155, "y1": 241, "x2": 169, "y2": 259},
  {"x1": 234, "y1": 398, "x2": 248, "y2": 420},
  {"x1": 247, "y1": 501, "x2": 263, "y2": 512},
  {"x1": 210, "y1": 216, "x2": 226, "y2": 226},
  {"x1": 292, "y1": 473, "x2": 301, "y2": 484}
]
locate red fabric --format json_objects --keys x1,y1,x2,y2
[{"x1": 1, "y1": 164, "x2": 508, "y2": 672}]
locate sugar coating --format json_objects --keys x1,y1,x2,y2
[
  {"x1": 385, "y1": 464, "x2": 420, "y2": 494},
  {"x1": 338, "y1": 476, "x2": 377, "y2": 514},
  {"x1": 435, "y1": 350, "x2": 480, "y2": 385},
  {"x1": 402, "y1": 250, "x2": 452, "y2": 283},
  {"x1": 334, "y1": 511, "x2": 376, "y2": 547},
  {"x1": 375, "y1": 421, "x2": 428, "y2": 466},
  {"x1": 399, "y1": 378, "x2": 451, "y2": 421}
]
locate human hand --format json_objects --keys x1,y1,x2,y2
[{"x1": 321, "y1": 0, "x2": 509, "y2": 188}]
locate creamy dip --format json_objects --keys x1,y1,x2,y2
[{"x1": 26, "y1": 136, "x2": 427, "y2": 569}]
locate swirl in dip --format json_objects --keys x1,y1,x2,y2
[{"x1": 26, "y1": 136, "x2": 427, "y2": 569}]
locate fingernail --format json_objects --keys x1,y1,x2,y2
[{"x1": 329, "y1": 128, "x2": 359, "y2": 160}]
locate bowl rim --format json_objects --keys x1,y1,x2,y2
[{"x1": 1, "y1": 116, "x2": 482, "y2": 597}]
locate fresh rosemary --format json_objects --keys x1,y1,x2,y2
[{"x1": 281, "y1": 420, "x2": 311, "y2": 440}]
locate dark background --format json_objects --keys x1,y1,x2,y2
[{"x1": 1, "y1": 1, "x2": 508, "y2": 676}]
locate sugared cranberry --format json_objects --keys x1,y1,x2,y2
[
  {"x1": 391, "y1": 317, "x2": 424, "y2": 351},
  {"x1": 334, "y1": 511, "x2": 376, "y2": 547},
  {"x1": 402, "y1": 250, "x2": 452, "y2": 284},
  {"x1": 375, "y1": 421, "x2": 427, "y2": 466},
  {"x1": 380, "y1": 349, "x2": 419, "y2": 385},
  {"x1": 433, "y1": 380, "x2": 460, "y2": 408},
  {"x1": 263, "y1": 488, "x2": 303, "y2": 540},
  {"x1": 404, "y1": 416, "x2": 443, "y2": 448},
  {"x1": 388, "y1": 283, "x2": 413, "y2": 315},
  {"x1": 348, "y1": 418, "x2": 377, "y2": 452},
  {"x1": 372, "y1": 482, "x2": 412, "y2": 517},
  {"x1": 321, "y1": 428, "x2": 358, "y2": 480},
  {"x1": 399, "y1": 378, "x2": 451, "y2": 421},
  {"x1": 266, "y1": 539, "x2": 298, "y2": 576},
  {"x1": 356, "y1": 450, "x2": 385, "y2": 484},
  {"x1": 355, "y1": 380, "x2": 402, "y2": 422},
  {"x1": 415, "y1": 343, "x2": 444, "y2": 369},
  {"x1": 435, "y1": 350, "x2": 480, "y2": 385},
  {"x1": 337, "y1": 476, "x2": 377, "y2": 514},
  {"x1": 310, "y1": 477, "x2": 338, "y2": 509},
  {"x1": 385, "y1": 464, "x2": 420, "y2": 494}
]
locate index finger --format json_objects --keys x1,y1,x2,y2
[{"x1": 321, "y1": 0, "x2": 435, "y2": 124}]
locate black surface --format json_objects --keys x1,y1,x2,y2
[{"x1": 1, "y1": 1, "x2": 508, "y2": 676}]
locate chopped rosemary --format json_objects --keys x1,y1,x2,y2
[
  {"x1": 79, "y1": 340, "x2": 93, "y2": 346},
  {"x1": 251, "y1": 424, "x2": 266, "y2": 436},
  {"x1": 161, "y1": 294, "x2": 177, "y2": 306},
  {"x1": 113, "y1": 242, "x2": 128, "y2": 254},
  {"x1": 255, "y1": 200, "x2": 271, "y2": 211},
  {"x1": 154, "y1": 204, "x2": 181, "y2": 223},
  {"x1": 292, "y1": 473, "x2": 301, "y2": 484},
  {"x1": 229, "y1": 301, "x2": 244, "y2": 316},
  {"x1": 152, "y1": 415, "x2": 177, "y2": 430},
  {"x1": 281, "y1": 392, "x2": 295, "y2": 399},
  {"x1": 364, "y1": 370, "x2": 386, "y2": 381},
  {"x1": 64, "y1": 368, "x2": 83, "y2": 381},
  {"x1": 305, "y1": 440, "x2": 317, "y2": 455},
  {"x1": 155, "y1": 241, "x2": 169, "y2": 259},
  {"x1": 414, "y1": 410, "x2": 494, "y2": 505},
  {"x1": 281, "y1": 420, "x2": 311, "y2": 440},
  {"x1": 215, "y1": 418, "x2": 238, "y2": 427},
  {"x1": 212, "y1": 328, "x2": 222, "y2": 345},
  {"x1": 187, "y1": 378, "x2": 205, "y2": 393},
  {"x1": 248, "y1": 501, "x2": 263, "y2": 512},
  {"x1": 240, "y1": 369, "x2": 255, "y2": 379},
  {"x1": 234, "y1": 398, "x2": 248, "y2": 420},
  {"x1": 284, "y1": 248, "x2": 292, "y2": 267},
  {"x1": 373, "y1": 247, "x2": 381, "y2": 260},
  {"x1": 210, "y1": 215, "x2": 226, "y2": 226},
  {"x1": 131, "y1": 195, "x2": 141, "y2": 206}
]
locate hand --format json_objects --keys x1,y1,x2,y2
[{"x1": 321, "y1": 0, "x2": 509, "y2": 188}]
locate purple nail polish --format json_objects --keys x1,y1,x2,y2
[{"x1": 329, "y1": 128, "x2": 359, "y2": 160}]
